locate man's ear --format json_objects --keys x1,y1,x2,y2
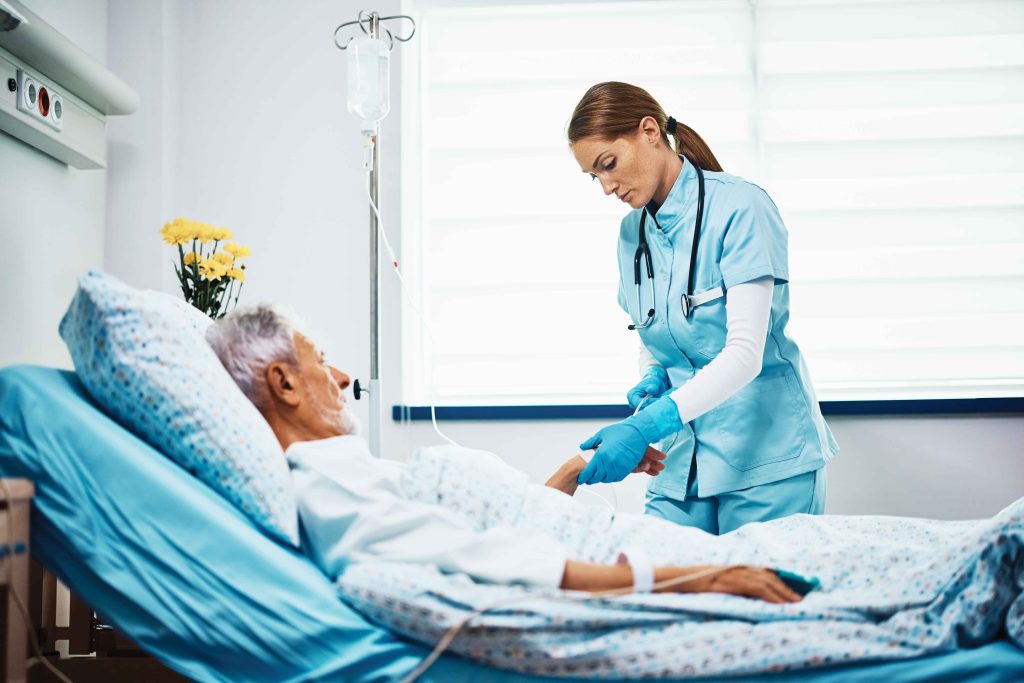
[{"x1": 265, "y1": 362, "x2": 301, "y2": 408}]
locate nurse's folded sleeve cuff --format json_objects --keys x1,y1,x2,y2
[{"x1": 721, "y1": 266, "x2": 789, "y2": 289}]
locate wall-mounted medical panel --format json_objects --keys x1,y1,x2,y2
[
  {"x1": 0, "y1": 50, "x2": 105, "y2": 168},
  {"x1": 0, "y1": 0, "x2": 137, "y2": 169}
]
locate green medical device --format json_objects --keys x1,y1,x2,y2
[{"x1": 774, "y1": 568, "x2": 821, "y2": 596}]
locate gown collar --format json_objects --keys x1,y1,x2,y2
[{"x1": 644, "y1": 155, "x2": 699, "y2": 232}]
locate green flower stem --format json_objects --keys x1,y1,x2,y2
[
  {"x1": 175, "y1": 244, "x2": 189, "y2": 299},
  {"x1": 218, "y1": 278, "x2": 235, "y2": 318}
]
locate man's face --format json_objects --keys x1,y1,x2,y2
[{"x1": 291, "y1": 332, "x2": 360, "y2": 438}]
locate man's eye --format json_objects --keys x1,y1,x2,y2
[{"x1": 605, "y1": 160, "x2": 616, "y2": 171}]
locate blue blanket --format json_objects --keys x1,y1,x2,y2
[{"x1": 337, "y1": 445, "x2": 1024, "y2": 678}]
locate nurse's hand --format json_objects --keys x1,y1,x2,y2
[
  {"x1": 577, "y1": 422, "x2": 649, "y2": 484},
  {"x1": 626, "y1": 366, "x2": 671, "y2": 410},
  {"x1": 578, "y1": 397, "x2": 683, "y2": 485},
  {"x1": 546, "y1": 447, "x2": 666, "y2": 496}
]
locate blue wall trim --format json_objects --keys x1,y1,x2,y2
[{"x1": 392, "y1": 398, "x2": 1024, "y2": 421}]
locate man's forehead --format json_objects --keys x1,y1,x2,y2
[{"x1": 293, "y1": 332, "x2": 319, "y2": 354}]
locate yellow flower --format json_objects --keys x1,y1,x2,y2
[
  {"x1": 212, "y1": 226, "x2": 233, "y2": 241},
  {"x1": 196, "y1": 222, "x2": 217, "y2": 244},
  {"x1": 199, "y1": 258, "x2": 228, "y2": 280},
  {"x1": 212, "y1": 251, "x2": 234, "y2": 266},
  {"x1": 227, "y1": 243, "x2": 252, "y2": 258},
  {"x1": 160, "y1": 221, "x2": 191, "y2": 245},
  {"x1": 182, "y1": 251, "x2": 199, "y2": 265},
  {"x1": 227, "y1": 267, "x2": 246, "y2": 282}
]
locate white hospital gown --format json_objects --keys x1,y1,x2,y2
[{"x1": 286, "y1": 435, "x2": 567, "y2": 588}]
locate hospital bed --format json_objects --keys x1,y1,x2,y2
[{"x1": 1, "y1": 365, "x2": 1022, "y2": 682}]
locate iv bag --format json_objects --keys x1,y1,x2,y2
[{"x1": 347, "y1": 34, "x2": 390, "y2": 131}]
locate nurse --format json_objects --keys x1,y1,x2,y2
[{"x1": 568, "y1": 82, "x2": 838, "y2": 535}]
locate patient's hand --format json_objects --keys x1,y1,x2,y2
[
  {"x1": 544, "y1": 447, "x2": 667, "y2": 496},
  {"x1": 633, "y1": 446, "x2": 666, "y2": 475},
  {"x1": 657, "y1": 565, "x2": 804, "y2": 604}
]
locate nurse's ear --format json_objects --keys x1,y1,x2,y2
[{"x1": 638, "y1": 115, "x2": 662, "y2": 145}]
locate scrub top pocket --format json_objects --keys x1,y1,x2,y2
[
  {"x1": 686, "y1": 288, "x2": 727, "y2": 361},
  {"x1": 710, "y1": 372, "x2": 806, "y2": 472}
]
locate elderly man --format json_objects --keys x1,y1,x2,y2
[{"x1": 206, "y1": 303, "x2": 802, "y2": 603}]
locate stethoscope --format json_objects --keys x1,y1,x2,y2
[{"x1": 628, "y1": 156, "x2": 722, "y2": 331}]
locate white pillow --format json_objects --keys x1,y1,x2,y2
[{"x1": 59, "y1": 271, "x2": 299, "y2": 546}]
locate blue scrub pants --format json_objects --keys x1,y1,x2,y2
[{"x1": 645, "y1": 458, "x2": 826, "y2": 535}]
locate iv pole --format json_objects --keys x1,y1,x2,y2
[{"x1": 334, "y1": 11, "x2": 415, "y2": 457}]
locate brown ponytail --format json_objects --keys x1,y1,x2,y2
[{"x1": 567, "y1": 81, "x2": 723, "y2": 173}]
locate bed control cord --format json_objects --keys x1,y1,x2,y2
[
  {"x1": 0, "y1": 479, "x2": 75, "y2": 683},
  {"x1": 397, "y1": 564, "x2": 731, "y2": 683}
]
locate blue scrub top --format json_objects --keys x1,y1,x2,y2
[{"x1": 616, "y1": 159, "x2": 838, "y2": 499}]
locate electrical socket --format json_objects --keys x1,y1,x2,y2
[{"x1": 15, "y1": 69, "x2": 63, "y2": 131}]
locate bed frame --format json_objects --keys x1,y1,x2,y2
[{"x1": 26, "y1": 560, "x2": 185, "y2": 683}]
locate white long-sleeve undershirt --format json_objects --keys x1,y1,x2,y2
[{"x1": 639, "y1": 277, "x2": 774, "y2": 424}]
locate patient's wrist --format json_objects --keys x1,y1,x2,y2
[{"x1": 545, "y1": 456, "x2": 586, "y2": 495}]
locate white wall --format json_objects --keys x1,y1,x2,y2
[
  {"x1": 97, "y1": 0, "x2": 1023, "y2": 522},
  {"x1": 105, "y1": 0, "x2": 401, "y2": 411},
  {"x1": 105, "y1": 0, "x2": 180, "y2": 294},
  {"x1": 0, "y1": 0, "x2": 108, "y2": 369}
]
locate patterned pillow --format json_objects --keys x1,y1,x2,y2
[{"x1": 59, "y1": 271, "x2": 298, "y2": 546}]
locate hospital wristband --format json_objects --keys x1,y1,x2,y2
[{"x1": 616, "y1": 546, "x2": 654, "y2": 593}]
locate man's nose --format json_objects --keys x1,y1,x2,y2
[{"x1": 332, "y1": 369, "x2": 351, "y2": 390}]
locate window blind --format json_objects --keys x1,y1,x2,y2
[{"x1": 400, "y1": 0, "x2": 1024, "y2": 405}]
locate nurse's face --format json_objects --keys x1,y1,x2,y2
[{"x1": 572, "y1": 117, "x2": 673, "y2": 209}]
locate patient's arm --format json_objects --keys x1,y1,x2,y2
[
  {"x1": 560, "y1": 560, "x2": 803, "y2": 604},
  {"x1": 545, "y1": 448, "x2": 667, "y2": 496}
]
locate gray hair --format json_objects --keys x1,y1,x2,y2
[{"x1": 206, "y1": 303, "x2": 302, "y2": 409}]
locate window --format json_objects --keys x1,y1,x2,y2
[{"x1": 400, "y1": 0, "x2": 1024, "y2": 405}]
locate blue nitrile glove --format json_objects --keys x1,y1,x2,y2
[
  {"x1": 626, "y1": 366, "x2": 671, "y2": 410},
  {"x1": 577, "y1": 396, "x2": 683, "y2": 485}
]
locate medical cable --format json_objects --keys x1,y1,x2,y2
[
  {"x1": 397, "y1": 564, "x2": 733, "y2": 683},
  {"x1": 0, "y1": 478, "x2": 76, "y2": 683},
  {"x1": 366, "y1": 175, "x2": 634, "y2": 514},
  {"x1": 633, "y1": 394, "x2": 651, "y2": 416},
  {"x1": 364, "y1": 172, "x2": 466, "y2": 452},
  {"x1": 364, "y1": 174, "x2": 629, "y2": 512}
]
